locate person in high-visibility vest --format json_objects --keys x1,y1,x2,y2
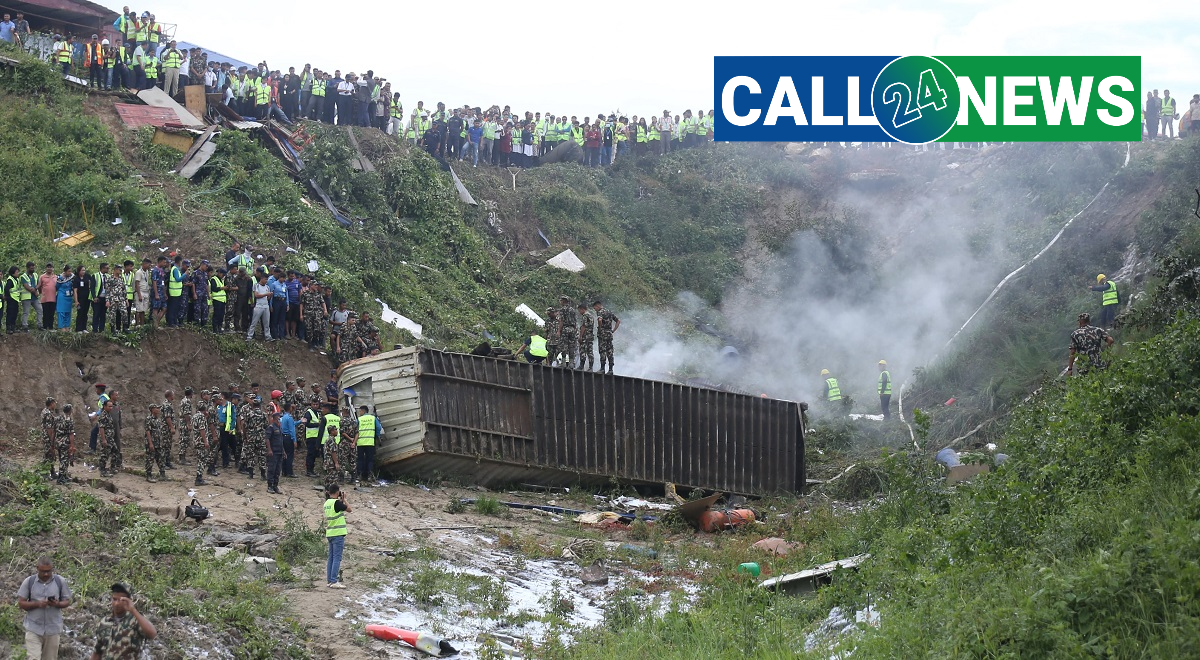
[
  {"x1": 166, "y1": 258, "x2": 185, "y2": 327},
  {"x1": 521, "y1": 334, "x2": 549, "y2": 364},
  {"x1": 1090, "y1": 274, "x2": 1120, "y2": 329},
  {"x1": 160, "y1": 40, "x2": 184, "y2": 97},
  {"x1": 3, "y1": 266, "x2": 20, "y2": 335},
  {"x1": 84, "y1": 35, "x2": 105, "y2": 89},
  {"x1": 877, "y1": 360, "x2": 892, "y2": 420},
  {"x1": 324, "y1": 483, "x2": 351, "y2": 589},
  {"x1": 355, "y1": 405, "x2": 382, "y2": 484},
  {"x1": 209, "y1": 267, "x2": 230, "y2": 334},
  {"x1": 821, "y1": 369, "x2": 842, "y2": 403},
  {"x1": 142, "y1": 44, "x2": 159, "y2": 90},
  {"x1": 52, "y1": 34, "x2": 72, "y2": 76},
  {"x1": 1161, "y1": 89, "x2": 1177, "y2": 139}
]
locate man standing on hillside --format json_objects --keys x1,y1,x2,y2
[
  {"x1": 97, "y1": 399, "x2": 117, "y2": 478},
  {"x1": 1145, "y1": 91, "x2": 1161, "y2": 140},
  {"x1": 41, "y1": 398, "x2": 59, "y2": 480},
  {"x1": 193, "y1": 401, "x2": 213, "y2": 486},
  {"x1": 143, "y1": 404, "x2": 166, "y2": 482},
  {"x1": 577, "y1": 303, "x2": 595, "y2": 371},
  {"x1": 557, "y1": 296, "x2": 577, "y2": 370},
  {"x1": 1090, "y1": 274, "x2": 1120, "y2": 328},
  {"x1": 17, "y1": 557, "x2": 72, "y2": 660},
  {"x1": 20, "y1": 263, "x2": 38, "y2": 332},
  {"x1": 91, "y1": 583, "x2": 156, "y2": 659},
  {"x1": 1161, "y1": 90, "x2": 1177, "y2": 140},
  {"x1": 55, "y1": 405, "x2": 76, "y2": 486},
  {"x1": 1068, "y1": 313, "x2": 1115, "y2": 376},
  {"x1": 877, "y1": 360, "x2": 892, "y2": 420},
  {"x1": 0, "y1": 14, "x2": 16, "y2": 44},
  {"x1": 134, "y1": 258, "x2": 150, "y2": 328}
]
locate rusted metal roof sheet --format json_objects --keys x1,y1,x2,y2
[
  {"x1": 340, "y1": 348, "x2": 805, "y2": 495},
  {"x1": 114, "y1": 103, "x2": 177, "y2": 129}
]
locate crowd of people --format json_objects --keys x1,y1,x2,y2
[
  {"x1": 1, "y1": 240, "x2": 386, "y2": 362},
  {"x1": 510, "y1": 296, "x2": 622, "y2": 373},
  {"x1": 1143, "y1": 89, "x2": 1200, "y2": 139},
  {"x1": 41, "y1": 370, "x2": 381, "y2": 496}
]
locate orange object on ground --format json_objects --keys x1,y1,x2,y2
[
  {"x1": 698, "y1": 509, "x2": 756, "y2": 532},
  {"x1": 365, "y1": 625, "x2": 457, "y2": 656}
]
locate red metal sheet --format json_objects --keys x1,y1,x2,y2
[{"x1": 113, "y1": 104, "x2": 177, "y2": 129}]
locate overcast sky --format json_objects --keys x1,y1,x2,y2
[{"x1": 116, "y1": 0, "x2": 1200, "y2": 117}]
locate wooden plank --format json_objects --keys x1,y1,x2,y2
[
  {"x1": 183, "y1": 85, "x2": 208, "y2": 121},
  {"x1": 179, "y1": 142, "x2": 217, "y2": 179},
  {"x1": 151, "y1": 128, "x2": 194, "y2": 153}
]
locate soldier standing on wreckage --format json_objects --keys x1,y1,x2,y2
[
  {"x1": 178, "y1": 387, "x2": 193, "y2": 465},
  {"x1": 55, "y1": 405, "x2": 76, "y2": 485},
  {"x1": 339, "y1": 405, "x2": 358, "y2": 483},
  {"x1": 160, "y1": 390, "x2": 177, "y2": 470},
  {"x1": 205, "y1": 391, "x2": 222, "y2": 479},
  {"x1": 593, "y1": 300, "x2": 620, "y2": 374},
  {"x1": 544, "y1": 308, "x2": 560, "y2": 366},
  {"x1": 97, "y1": 399, "x2": 118, "y2": 477},
  {"x1": 239, "y1": 397, "x2": 268, "y2": 479},
  {"x1": 193, "y1": 400, "x2": 214, "y2": 486},
  {"x1": 143, "y1": 404, "x2": 167, "y2": 483},
  {"x1": 557, "y1": 296, "x2": 577, "y2": 369},
  {"x1": 576, "y1": 303, "x2": 595, "y2": 371},
  {"x1": 41, "y1": 397, "x2": 59, "y2": 480}
]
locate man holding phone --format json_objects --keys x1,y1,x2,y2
[
  {"x1": 325, "y1": 483, "x2": 352, "y2": 589},
  {"x1": 16, "y1": 558, "x2": 72, "y2": 659},
  {"x1": 91, "y1": 583, "x2": 156, "y2": 659}
]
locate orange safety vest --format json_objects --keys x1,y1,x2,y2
[{"x1": 86, "y1": 42, "x2": 105, "y2": 66}]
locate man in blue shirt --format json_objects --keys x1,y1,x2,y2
[
  {"x1": 216, "y1": 393, "x2": 238, "y2": 469},
  {"x1": 0, "y1": 14, "x2": 16, "y2": 43},
  {"x1": 266, "y1": 268, "x2": 288, "y2": 341},
  {"x1": 285, "y1": 271, "x2": 301, "y2": 340},
  {"x1": 279, "y1": 403, "x2": 297, "y2": 478}
]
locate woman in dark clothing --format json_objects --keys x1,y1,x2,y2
[{"x1": 73, "y1": 263, "x2": 92, "y2": 332}]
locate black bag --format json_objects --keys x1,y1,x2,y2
[{"x1": 184, "y1": 498, "x2": 209, "y2": 522}]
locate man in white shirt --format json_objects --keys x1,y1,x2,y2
[
  {"x1": 247, "y1": 272, "x2": 273, "y2": 341},
  {"x1": 131, "y1": 42, "x2": 146, "y2": 89},
  {"x1": 658, "y1": 111, "x2": 673, "y2": 155},
  {"x1": 204, "y1": 64, "x2": 217, "y2": 92},
  {"x1": 336, "y1": 74, "x2": 356, "y2": 126}
]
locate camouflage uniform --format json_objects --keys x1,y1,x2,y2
[
  {"x1": 308, "y1": 388, "x2": 325, "y2": 414},
  {"x1": 107, "y1": 272, "x2": 129, "y2": 332},
  {"x1": 557, "y1": 302, "x2": 578, "y2": 369},
  {"x1": 97, "y1": 410, "x2": 117, "y2": 475},
  {"x1": 92, "y1": 611, "x2": 149, "y2": 658},
  {"x1": 322, "y1": 430, "x2": 341, "y2": 493},
  {"x1": 192, "y1": 269, "x2": 210, "y2": 325},
  {"x1": 160, "y1": 399, "x2": 176, "y2": 467},
  {"x1": 144, "y1": 413, "x2": 167, "y2": 479},
  {"x1": 341, "y1": 318, "x2": 359, "y2": 362},
  {"x1": 1070, "y1": 325, "x2": 1112, "y2": 374},
  {"x1": 544, "y1": 309, "x2": 561, "y2": 366},
  {"x1": 40, "y1": 407, "x2": 58, "y2": 473},
  {"x1": 577, "y1": 310, "x2": 595, "y2": 371},
  {"x1": 178, "y1": 395, "x2": 193, "y2": 463},
  {"x1": 240, "y1": 406, "x2": 267, "y2": 477},
  {"x1": 358, "y1": 320, "x2": 380, "y2": 355},
  {"x1": 301, "y1": 287, "x2": 325, "y2": 348},
  {"x1": 193, "y1": 410, "x2": 213, "y2": 480},
  {"x1": 595, "y1": 307, "x2": 620, "y2": 374},
  {"x1": 54, "y1": 414, "x2": 74, "y2": 481},
  {"x1": 340, "y1": 411, "x2": 358, "y2": 481}
]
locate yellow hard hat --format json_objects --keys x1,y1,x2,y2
[
  {"x1": 820, "y1": 369, "x2": 830, "y2": 376},
  {"x1": 1096, "y1": 274, "x2": 1106, "y2": 283},
  {"x1": 878, "y1": 360, "x2": 887, "y2": 366}
]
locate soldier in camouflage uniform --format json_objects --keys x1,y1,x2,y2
[
  {"x1": 55, "y1": 404, "x2": 76, "y2": 485},
  {"x1": 557, "y1": 296, "x2": 578, "y2": 369},
  {"x1": 280, "y1": 380, "x2": 298, "y2": 416},
  {"x1": 193, "y1": 401, "x2": 213, "y2": 486},
  {"x1": 358, "y1": 313, "x2": 380, "y2": 356},
  {"x1": 301, "y1": 282, "x2": 326, "y2": 352},
  {"x1": 339, "y1": 406, "x2": 358, "y2": 483},
  {"x1": 160, "y1": 390, "x2": 177, "y2": 469},
  {"x1": 576, "y1": 303, "x2": 595, "y2": 371},
  {"x1": 323, "y1": 423, "x2": 342, "y2": 493},
  {"x1": 544, "y1": 308, "x2": 561, "y2": 366},
  {"x1": 205, "y1": 391, "x2": 222, "y2": 477},
  {"x1": 308, "y1": 383, "x2": 325, "y2": 415},
  {"x1": 239, "y1": 398, "x2": 268, "y2": 479},
  {"x1": 592, "y1": 301, "x2": 621, "y2": 374},
  {"x1": 92, "y1": 583, "x2": 155, "y2": 658},
  {"x1": 97, "y1": 399, "x2": 117, "y2": 477},
  {"x1": 178, "y1": 387, "x2": 193, "y2": 465},
  {"x1": 192, "y1": 262, "x2": 210, "y2": 326},
  {"x1": 108, "y1": 264, "x2": 130, "y2": 334},
  {"x1": 41, "y1": 397, "x2": 59, "y2": 479},
  {"x1": 143, "y1": 404, "x2": 167, "y2": 482},
  {"x1": 1068, "y1": 312, "x2": 1115, "y2": 376},
  {"x1": 340, "y1": 313, "x2": 359, "y2": 362}
]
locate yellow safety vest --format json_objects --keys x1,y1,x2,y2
[
  {"x1": 223, "y1": 403, "x2": 236, "y2": 433},
  {"x1": 357, "y1": 414, "x2": 377, "y2": 447},
  {"x1": 648, "y1": 125, "x2": 660, "y2": 141},
  {"x1": 5, "y1": 276, "x2": 20, "y2": 302},
  {"x1": 255, "y1": 80, "x2": 271, "y2": 106},
  {"x1": 878, "y1": 371, "x2": 892, "y2": 395},
  {"x1": 305, "y1": 409, "x2": 320, "y2": 439},
  {"x1": 168, "y1": 266, "x2": 182, "y2": 297},
  {"x1": 324, "y1": 413, "x2": 340, "y2": 444},
  {"x1": 210, "y1": 276, "x2": 226, "y2": 303},
  {"x1": 324, "y1": 498, "x2": 347, "y2": 537},
  {"x1": 122, "y1": 272, "x2": 135, "y2": 301},
  {"x1": 91, "y1": 273, "x2": 104, "y2": 298},
  {"x1": 528, "y1": 335, "x2": 549, "y2": 357},
  {"x1": 825, "y1": 378, "x2": 842, "y2": 402},
  {"x1": 144, "y1": 56, "x2": 159, "y2": 79},
  {"x1": 19, "y1": 273, "x2": 36, "y2": 301},
  {"x1": 571, "y1": 127, "x2": 584, "y2": 145},
  {"x1": 162, "y1": 49, "x2": 182, "y2": 69},
  {"x1": 312, "y1": 79, "x2": 326, "y2": 97},
  {"x1": 1102, "y1": 282, "x2": 1118, "y2": 306}
]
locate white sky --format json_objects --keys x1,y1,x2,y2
[{"x1": 112, "y1": 0, "x2": 1200, "y2": 117}]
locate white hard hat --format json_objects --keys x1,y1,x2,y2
[{"x1": 102, "y1": 39, "x2": 110, "y2": 45}]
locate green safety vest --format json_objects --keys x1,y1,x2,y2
[
  {"x1": 305, "y1": 409, "x2": 320, "y2": 439},
  {"x1": 91, "y1": 273, "x2": 104, "y2": 298},
  {"x1": 324, "y1": 498, "x2": 347, "y2": 537},
  {"x1": 255, "y1": 80, "x2": 271, "y2": 105},
  {"x1": 685, "y1": 117, "x2": 697, "y2": 134},
  {"x1": 1162, "y1": 97, "x2": 1176, "y2": 117},
  {"x1": 162, "y1": 49, "x2": 182, "y2": 69},
  {"x1": 135, "y1": 24, "x2": 148, "y2": 42},
  {"x1": 97, "y1": 393, "x2": 110, "y2": 410},
  {"x1": 825, "y1": 378, "x2": 842, "y2": 402},
  {"x1": 224, "y1": 403, "x2": 236, "y2": 433},
  {"x1": 5, "y1": 276, "x2": 19, "y2": 302},
  {"x1": 312, "y1": 79, "x2": 326, "y2": 97},
  {"x1": 168, "y1": 266, "x2": 182, "y2": 297},
  {"x1": 19, "y1": 273, "x2": 35, "y2": 301},
  {"x1": 324, "y1": 413, "x2": 341, "y2": 444},
  {"x1": 636, "y1": 125, "x2": 647, "y2": 143},
  {"x1": 122, "y1": 271, "x2": 135, "y2": 300},
  {"x1": 616, "y1": 122, "x2": 627, "y2": 142},
  {"x1": 483, "y1": 122, "x2": 496, "y2": 140},
  {"x1": 144, "y1": 56, "x2": 158, "y2": 78},
  {"x1": 390, "y1": 101, "x2": 404, "y2": 119},
  {"x1": 210, "y1": 276, "x2": 226, "y2": 303},
  {"x1": 878, "y1": 371, "x2": 892, "y2": 395},
  {"x1": 357, "y1": 414, "x2": 377, "y2": 447},
  {"x1": 1102, "y1": 281, "x2": 1118, "y2": 306},
  {"x1": 697, "y1": 116, "x2": 709, "y2": 136},
  {"x1": 648, "y1": 125, "x2": 660, "y2": 141},
  {"x1": 528, "y1": 335, "x2": 549, "y2": 357},
  {"x1": 572, "y1": 127, "x2": 584, "y2": 145}
]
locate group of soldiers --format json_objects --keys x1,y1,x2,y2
[
  {"x1": 38, "y1": 374, "x2": 377, "y2": 493},
  {"x1": 538, "y1": 296, "x2": 621, "y2": 373}
]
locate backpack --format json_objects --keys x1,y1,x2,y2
[{"x1": 22, "y1": 574, "x2": 68, "y2": 601}]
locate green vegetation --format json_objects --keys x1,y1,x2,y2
[{"x1": 0, "y1": 467, "x2": 307, "y2": 658}]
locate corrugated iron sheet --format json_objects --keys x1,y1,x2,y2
[{"x1": 340, "y1": 349, "x2": 805, "y2": 495}]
